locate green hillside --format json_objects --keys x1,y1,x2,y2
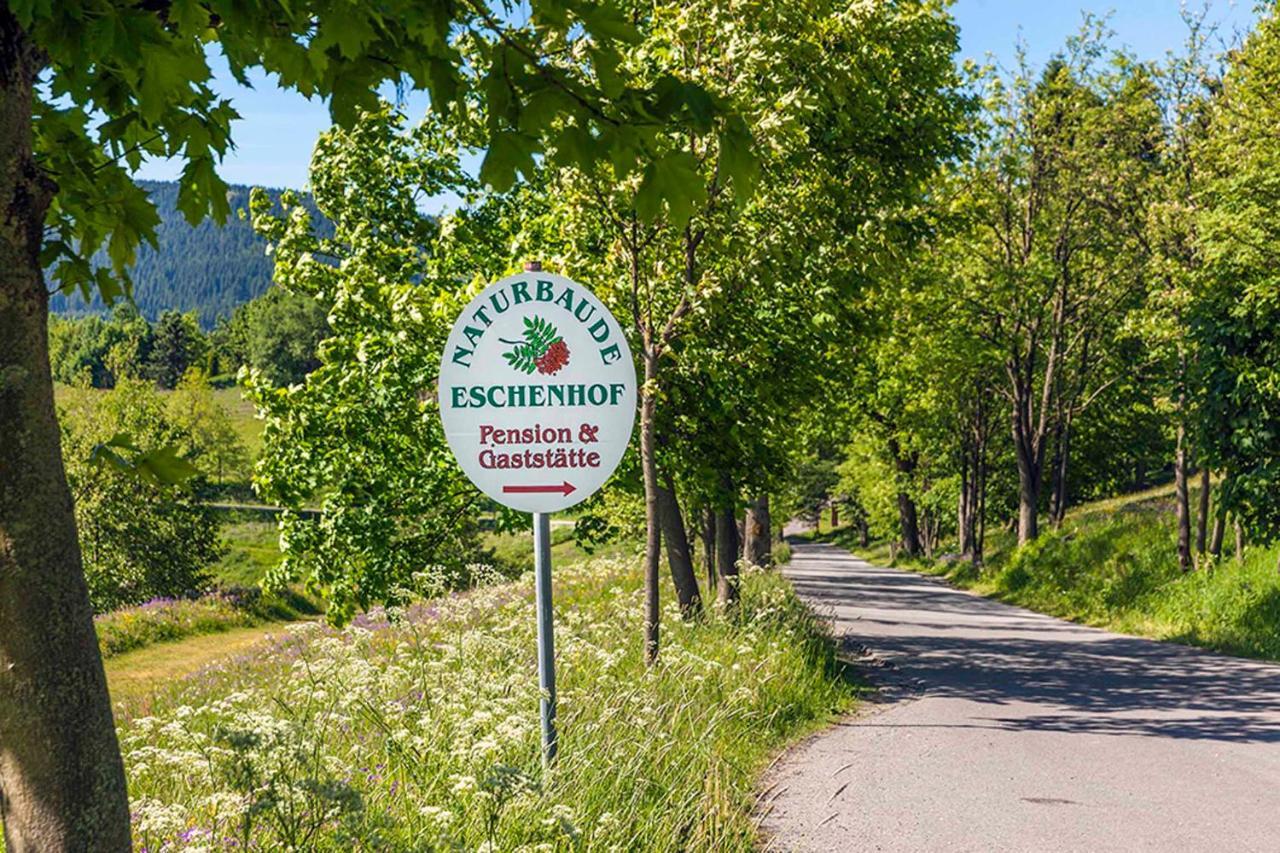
[{"x1": 48, "y1": 181, "x2": 322, "y2": 329}]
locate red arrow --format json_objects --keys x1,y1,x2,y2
[{"x1": 503, "y1": 482, "x2": 576, "y2": 496}]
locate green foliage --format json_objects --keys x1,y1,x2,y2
[
  {"x1": 215, "y1": 286, "x2": 330, "y2": 387},
  {"x1": 114, "y1": 557, "x2": 854, "y2": 849},
  {"x1": 47, "y1": 306, "x2": 154, "y2": 388},
  {"x1": 549, "y1": 0, "x2": 969, "y2": 530},
  {"x1": 244, "y1": 107, "x2": 484, "y2": 623},
  {"x1": 836, "y1": 436, "x2": 902, "y2": 541},
  {"x1": 1195, "y1": 8, "x2": 1280, "y2": 545},
  {"x1": 146, "y1": 310, "x2": 206, "y2": 389},
  {"x1": 167, "y1": 369, "x2": 250, "y2": 484},
  {"x1": 58, "y1": 381, "x2": 225, "y2": 612},
  {"x1": 22, "y1": 0, "x2": 751, "y2": 310}
]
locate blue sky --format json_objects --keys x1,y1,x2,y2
[{"x1": 135, "y1": 1, "x2": 1258, "y2": 197}]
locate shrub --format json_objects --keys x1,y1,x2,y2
[
  {"x1": 94, "y1": 588, "x2": 316, "y2": 659},
  {"x1": 59, "y1": 380, "x2": 227, "y2": 611}
]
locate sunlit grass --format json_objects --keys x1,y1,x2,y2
[{"x1": 114, "y1": 556, "x2": 856, "y2": 850}]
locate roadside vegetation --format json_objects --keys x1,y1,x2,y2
[
  {"x1": 814, "y1": 482, "x2": 1280, "y2": 662},
  {"x1": 115, "y1": 558, "x2": 853, "y2": 851},
  {"x1": 94, "y1": 589, "x2": 317, "y2": 660}
]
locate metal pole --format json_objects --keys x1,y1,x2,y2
[{"x1": 533, "y1": 511, "x2": 558, "y2": 767}]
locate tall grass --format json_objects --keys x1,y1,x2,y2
[
  {"x1": 981, "y1": 510, "x2": 1280, "y2": 660},
  {"x1": 115, "y1": 554, "x2": 854, "y2": 850}
]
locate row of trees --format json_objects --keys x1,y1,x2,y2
[
  {"x1": 241, "y1": 0, "x2": 968, "y2": 654},
  {"x1": 821, "y1": 11, "x2": 1280, "y2": 573},
  {"x1": 49, "y1": 308, "x2": 205, "y2": 390}
]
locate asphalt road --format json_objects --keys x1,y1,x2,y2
[{"x1": 761, "y1": 542, "x2": 1280, "y2": 852}]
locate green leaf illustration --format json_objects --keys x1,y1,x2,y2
[{"x1": 502, "y1": 316, "x2": 562, "y2": 374}]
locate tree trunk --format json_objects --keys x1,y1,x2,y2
[
  {"x1": 971, "y1": 398, "x2": 989, "y2": 567},
  {"x1": 1195, "y1": 467, "x2": 1210, "y2": 555},
  {"x1": 1174, "y1": 421, "x2": 1191, "y2": 572},
  {"x1": 743, "y1": 495, "x2": 771, "y2": 567},
  {"x1": 0, "y1": 13, "x2": 132, "y2": 849},
  {"x1": 656, "y1": 475, "x2": 701, "y2": 617},
  {"x1": 1209, "y1": 510, "x2": 1226, "y2": 559},
  {"x1": 920, "y1": 509, "x2": 937, "y2": 559},
  {"x1": 974, "y1": 437, "x2": 988, "y2": 566},
  {"x1": 716, "y1": 504, "x2": 740, "y2": 607},
  {"x1": 640, "y1": 350, "x2": 661, "y2": 664},
  {"x1": 1010, "y1": 398, "x2": 1043, "y2": 547},
  {"x1": 1014, "y1": 455, "x2": 1039, "y2": 546},
  {"x1": 957, "y1": 457, "x2": 971, "y2": 556},
  {"x1": 888, "y1": 438, "x2": 921, "y2": 556},
  {"x1": 896, "y1": 488, "x2": 921, "y2": 556},
  {"x1": 700, "y1": 507, "x2": 716, "y2": 593},
  {"x1": 829, "y1": 501, "x2": 838, "y2": 530},
  {"x1": 1050, "y1": 415, "x2": 1073, "y2": 527},
  {"x1": 1048, "y1": 421, "x2": 1065, "y2": 526}
]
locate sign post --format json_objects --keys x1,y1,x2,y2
[
  {"x1": 533, "y1": 511, "x2": 556, "y2": 764},
  {"x1": 438, "y1": 262, "x2": 635, "y2": 769}
]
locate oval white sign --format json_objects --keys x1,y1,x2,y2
[{"x1": 438, "y1": 271, "x2": 637, "y2": 513}]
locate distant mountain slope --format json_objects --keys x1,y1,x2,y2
[{"x1": 48, "y1": 180, "x2": 319, "y2": 329}]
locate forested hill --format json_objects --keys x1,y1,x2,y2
[{"x1": 48, "y1": 180, "x2": 316, "y2": 329}]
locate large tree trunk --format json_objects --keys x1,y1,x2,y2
[
  {"x1": 1196, "y1": 467, "x2": 1210, "y2": 555},
  {"x1": 640, "y1": 350, "x2": 661, "y2": 663},
  {"x1": 656, "y1": 475, "x2": 701, "y2": 617},
  {"x1": 1174, "y1": 420, "x2": 1191, "y2": 572},
  {"x1": 957, "y1": 456, "x2": 971, "y2": 556},
  {"x1": 0, "y1": 13, "x2": 132, "y2": 849},
  {"x1": 715, "y1": 504, "x2": 740, "y2": 607},
  {"x1": 743, "y1": 495, "x2": 771, "y2": 567}
]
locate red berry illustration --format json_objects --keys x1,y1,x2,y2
[{"x1": 536, "y1": 339, "x2": 570, "y2": 375}]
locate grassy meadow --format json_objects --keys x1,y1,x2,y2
[{"x1": 111, "y1": 556, "x2": 855, "y2": 850}]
